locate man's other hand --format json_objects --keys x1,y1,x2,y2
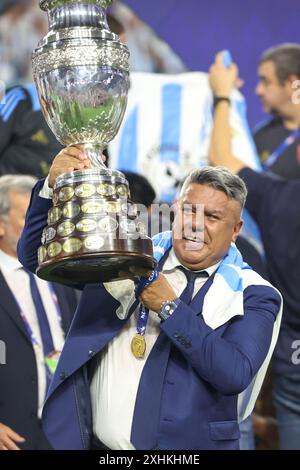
[
  {"x1": 0, "y1": 423, "x2": 25, "y2": 450},
  {"x1": 209, "y1": 51, "x2": 242, "y2": 97}
]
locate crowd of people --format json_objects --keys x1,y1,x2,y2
[{"x1": 1, "y1": 0, "x2": 300, "y2": 452}]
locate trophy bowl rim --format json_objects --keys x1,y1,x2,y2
[
  {"x1": 32, "y1": 37, "x2": 130, "y2": 57},
  {"x1": 37, "y1": 27, "x2": 120, "y2": 47},
  {"x1": 54, "y1": 169, "x2": 128, "y2": 189},
  {"x1": 36, "y1": 251, "x2": 156, "y2": 285},
  {"x1": 39, "y1": 0, "x2": 113, "y2": 12}
]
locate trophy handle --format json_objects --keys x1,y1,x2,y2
[{"x1": 83, "y1": 143, "x2": 106, "y2": 169}]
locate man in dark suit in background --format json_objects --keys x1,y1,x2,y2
[
  {"x1": 209, "y1": 52, "x2": 300, "y2": 449},
  {"x1": 0, "y1": 175, "x2": 77, "y2": 450}
]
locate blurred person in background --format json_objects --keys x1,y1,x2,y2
[
  {"x1": 111, "y1": 1, "x2": 187, "y2": 74},
  {"x1": 0, "y1": 175, "x2": 77, "y2": 450},
  {"x1": 254, "y1": 43, "x2": 300, "y2": 179},
  {"x1": 0, "y1": 0, "x2": 62, "y2": 177},
  {"x1": 0, "y1": 9, "x2": 124, "y2": 177},
  {"x1": 0, "y1": 0, "x2": 45, "y2": 83},
  {"x1": 209, "y1": 52, "x2": 300, "y2": 450},
  {"x1": 0, "y1": 83, "x2": 63, "y2": 177}
]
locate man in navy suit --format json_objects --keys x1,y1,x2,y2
[
  {"x1": 17, "y1": 147, "x2": 282, "y2": 450},
  {"x1": 0, "y1": 175, "x2": 77, "y2": 450}
]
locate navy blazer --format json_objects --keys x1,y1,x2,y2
[
  {"x1": 17, "y1": 180, "x2": 281, "y2": 450},
  {"x1": 0, "y1": 269, "x2": 77, "y2": 450}
]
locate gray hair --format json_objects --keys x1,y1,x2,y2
[
  {"x1": 180, "y1": 166, "x2": 247, "y2": 209},
  {"x1": 260, "y1": 43, "x2": 300, "y2": 83},
  {"x1": 0, "y1": 174, "x2": 37, "y2": 217}
]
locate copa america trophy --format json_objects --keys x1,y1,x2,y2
[{"x1": 32, "y1": 0, "x2": 155, "y2": 284}]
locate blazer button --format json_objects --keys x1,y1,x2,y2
[
  {"x1": 88, "y1": 350, "x2": 96, "y2": 357},
  {"x1": 60, "y1": 372, "x2": 68, "y2": 380}
]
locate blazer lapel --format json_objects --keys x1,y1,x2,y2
[
  {"x1": 131, "y1": 331, "x2": 171, "y2": 449},
  {"x1": 0, "y1": 271, "x2": 31, "y2": 343},
  {"x1": 51, "y1": 283, "x2": 75, "y2": 333}
]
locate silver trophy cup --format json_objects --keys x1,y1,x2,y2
[{"x1": 32, "y1": 0, "x2": 155, "y2": 284}]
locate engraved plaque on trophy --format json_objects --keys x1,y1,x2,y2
[{"x1": 32, "y1": 0, "x2": 155, "y2": 284}]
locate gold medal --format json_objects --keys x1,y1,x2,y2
[
  {"x1": 58, "y1": 186, "x2": 74, "y2": 202},
  {"x1": 63, "y1": 237, "x2": 82, "y2": 254},
  {"x1": 47, "y1": 207, "x2": 62, "y2": 225},
  {"x1": 131, "y1": 334, "x2": 146, "y2": 358},
  {"x1": 62, "y1": 202, "x2": 80, "y2": 219},
  {"x1": 47, "y1": 242, "x2": 62, "y2": 257},
  {"x1": 75, "y1": 183, "x2": 96, "y2": 198},
  {"x1": 57, "y1": 221, "x2": 75, "y2": 237}
]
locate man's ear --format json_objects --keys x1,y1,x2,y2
[
  {"x1": 285, "y1": 74, "x2": 299, "y2": 96},
  {"x1": 231, "y1": 219, "x2": 243, "y2": 243}
]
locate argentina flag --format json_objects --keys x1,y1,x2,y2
[{"x1": 109, "y1": 72, "x2": 261, "y2": 204}]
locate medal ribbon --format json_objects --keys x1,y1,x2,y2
[
  {"x1": 134, "y1": 270, "x2": 159, "y2": 337},
  {"x1": 14, "y1": 280, "x2": 63, "y2": 377}
]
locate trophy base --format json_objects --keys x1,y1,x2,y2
[{"x1": 37, "y1": 251, "x2": 156, "y2": 285}]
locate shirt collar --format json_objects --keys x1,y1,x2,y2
[
  {"x1": 0, "y1": 249, "x2": 22, "y2": 273},
  {"x1": 163, "y1": 247, "x2": 221, "y2": 276}
]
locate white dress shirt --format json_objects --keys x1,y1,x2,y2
[
  {"x1": 0, "y1": 250, "x2": 65, "y2": 417},
  {"x1": 90, "y1": 248, "x2": 219, "y2": 450}
]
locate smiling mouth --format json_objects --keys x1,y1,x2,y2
[
  {"x1": 183, "y1": 236, "x2": 205, "y2": 251},
  {"x1": 184, "y1": 235, "x2": 203, "y2": 242}
]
